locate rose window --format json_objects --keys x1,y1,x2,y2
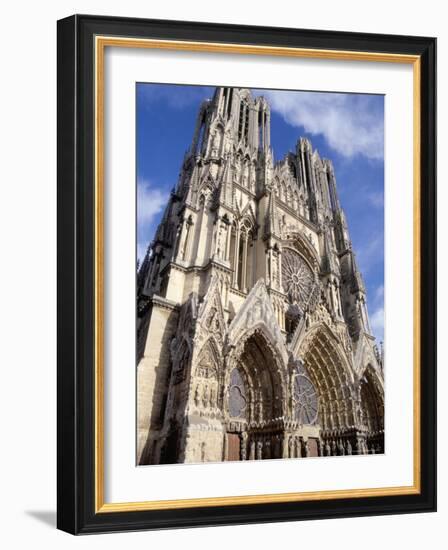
[
  {"x1": 228, "y1": 368, "x2": 247, "y2": 418},
  {"x1": 281, "y1": 249, "x2": 315, "y2": 309}
]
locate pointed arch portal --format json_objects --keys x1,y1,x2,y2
[
  {"x1": 359, "y1": 366, "x2": 385, "y2": 453},
  {"x1": 299, "y1": 326, "x2": 384, "y2": 455},
  {"x1": 224, "y1": 330, "x2": 286, "y2": 461}
]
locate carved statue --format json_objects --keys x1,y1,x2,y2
[{"x1": 346, "y1": 440, "x2": 352, "y2": 455}]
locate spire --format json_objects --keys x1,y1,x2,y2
[
  {"x1": 137, "y1": 243, "x2": 152, "y2": 296},
  {"x1": 323, "y1": 158, "x2": 341, "y2": 213},
  {"x1": 264, "y1": 189, "x2": 280, "y2": 240},
  {"x1": 350, "y1": 252, "x2": 366, "y2": 294},
  {"x1": 334, "y1": 208, "x2": 352, "y2": 253},
  {"x1": 184, "y1": 162, "x2": 201, "y2": 207},
  {"x1": 153, "y1": 197, "x2": 174, "y2": 247},
  {"x1": 321, "y1": 226, "x2": 340, "y2": 276},
  {"x1": 214, "y1": 159, "x2": 230, "y2": 207}
]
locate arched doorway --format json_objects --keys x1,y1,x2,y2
[
  {"x1": 359, "y1": 366, "x2": 385, "y2": 453},
  {"x1": 224, "y1": 330, "x2": 286, "y2": 461},
  {"x1": 299, "y1": 326, "x2": 358, "y2": 456}
]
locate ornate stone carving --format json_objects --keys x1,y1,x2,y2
[
  {"x1": 282, "y1": 249, "x2": 314, "y2": 308},
  {"x1": 194, "y1": 275, "x2": 227, "y2": 350},
  {"x1": 306, "y1": 300, "x2": 334, "y2": 329},
  {"x1": 227, "y1": 279, "x2": 287, "y2": 366},
  {"x1": 294, "y1": 374, "x2": 319, "y2": 425},
  {"x1": 228, "y1": 368, "x2": 247, "y2": 418}
]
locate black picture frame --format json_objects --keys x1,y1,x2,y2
[{"x1": 57, "y1": 14, "x2": 436, "y2": 534}]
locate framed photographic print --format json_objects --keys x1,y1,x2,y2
[{"x1": 57, "y1": 15, "x2": 436, "y2": 534}]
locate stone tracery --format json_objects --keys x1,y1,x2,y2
[{"x1": 282, "y1": 248, "x2": 315, "y2": 309}]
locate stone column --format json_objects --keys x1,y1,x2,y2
[
  {"x1": 224, "y1": 90, "x2": 230, "y2": 116},
  {"x1": 184, "y1": 218, "x2": 195, "y2": 262},
  {"x1": 277, "y1": 249, "x2": 282, "y2": 291},
  {"x1": 249, "y1": 438, "x2": 255, "y2": 460},
  {"x1": 232, "y1": 227, "x2": 240, "y2": 287},
  {"x1": 256, "y1": 439, "x2": 263, "y2": 460},
  {"x1": 243, "y1": 104, "x2": 247, "y2": 141},
  {"x1": 176, "y1": 219, "x2": 187, "y2": 261},
  {"x1": 265, "y1": 110, "x2": 271, "y2": 149},
  {"x1": 363, "y1": 299, "x2": 372, "y2": 334},
  {"x1": 266, "y1": 247, "x2": 272, "y2": 286},
  {"x1": 242, "y1": 233, "x2": 248, "y2": 291},
  {"x1": 214, "y1": 220, "x2": 226, "y2": 260},
  {"x1": 222, "y1": 433, "x2": 228, "y2": 461},
  {"x1": 261, "y1": 110, "x2": 265, "y2": 150},
  {"x1": 241, "y1": 433, "x2": 248, "y2": 460},
  {"x1": 225, "y1": 223, "x2": 232, "y2": 261},
  {"x1": 147, "y1": 251, "x2": 161, "y2": 290},
  {"x1": 288, "y1": 436, "x2": 294, "y2": 458},
  {"x1": 218, "y1": 88, "x2": 224, "y2": 115},
  {"x1": 173, "y1": 223, "x2": 182, "y2": 261}
]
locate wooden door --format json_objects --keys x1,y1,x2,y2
[
  {"x1": 226, "y1": 433, "x2": 241, "y2": 461},
  {"x1": 307, "y1": 438, "x2": 319, "y2": 457}
]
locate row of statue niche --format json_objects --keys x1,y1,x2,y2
[
  {"x1": 322, "y1": 438, "x2": 353, "y2": 456},
  {"x1": 287, "y1": 436, "x2": 314, "y2": 458},
  {"x1": 193, "y1": 381, "x2": 218, "y2": 410},
  {"x1": 322, "y1": 438, "x2": 381, "y2": 456},
  {"x1": 246, "y1": 433, "x2": 282, "y2": 460},
  {"x1": 247, "y1": 434, "x2": 317, "y2": 459},
  {"x1": 233, "y1": 155, "x2": 256, "y2": 192}
]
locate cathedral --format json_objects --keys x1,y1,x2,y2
[{"x1": 136, "y1": 87, "x2": 384, "y2": 465}]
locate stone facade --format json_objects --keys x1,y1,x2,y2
[{"x1": 136, "y1": 87, "x2": 384, "y2": 465}]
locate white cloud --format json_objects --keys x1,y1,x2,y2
[
  {"x1": 137, "y1": 242, "x2": 150, "y2": 264},
  {"x1": 137, "y1": 179, "x2": 168, "y2": 261},
  {"x1": 137, "y1": 178, "x2": 167, "y2": 226},
  {"x1": 355, "y1": 234, "x2": 383, "y2": 276},
  {"x1": 374, "y1": 284, "x2": 384, "y2": 302},
  {"x1": 370, "y1": 307, "x2": 384, "y2": 342},
  {"x1": 261, "y1": 90, "x2": 384, "y2": 160},
  {"x1": 368, "y1": 191, "x2": 384, "y2": 208},
  {"x1": 368, "y1": 284, "x2": 384, "y2": 342}
]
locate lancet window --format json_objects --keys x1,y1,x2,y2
[{"x1": 230, "y1": 218, "x2": 254, "y2": 293}]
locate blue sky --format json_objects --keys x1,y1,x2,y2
[{"x1": 136, "y1": 84, "x2": 384, "y2": 342}]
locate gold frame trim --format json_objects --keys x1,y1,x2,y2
[{"x1": 94, "y1": 36, "x2": 421, "y2": 513}]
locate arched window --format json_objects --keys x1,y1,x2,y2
[
  {"x1": 359, "y1": 368, "x2": 384, "y2": 454},
  {"x1": 226, "y1": 88, "x2": 233, "y2": 118},
  {"x1": 237, "y1": 230, "x2": 245, "y2": 289},
  {"x1": 181, "y1": 215, "x2": 193, "y2": 261},
  {"x1": 291, "y1": 162, "x2": 297, "y2": 181},
  {"x1": 195, "y1": 112, "x2": 206, "y2": 155},
  {"x1": 213, "y1": 126, "x2": 224, "y2": 157},
  {"x1": 258, "y1": 110, "x2": 264, "y2": 149},
  {"x1": 273, "y1": 178, "x2": 280, "y2": 198},
  {"x1": 238, "y1": 101, "x2": 245, "y2": 141},
  {"x1": 293, "y1": 191, "x2": 299, "y2": 211},
  {"x1": 242, "y1": 158, "x2": 249, "y2": 187},
  {"x1": 228, "y1": 368, "x2": 247, "y2": 418},
  {"x1": 244, "y1": 105, "x2": 250, "y2": 142},
  {"x1": 229, "y1": 223, "x2": 237, "y2": 273},
  {"x1": 231, "y1": 220, "x2": 254, "y2": 292},
  {"x1": 281, "y1": 182, "x2": 287, "y2": 203}
]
